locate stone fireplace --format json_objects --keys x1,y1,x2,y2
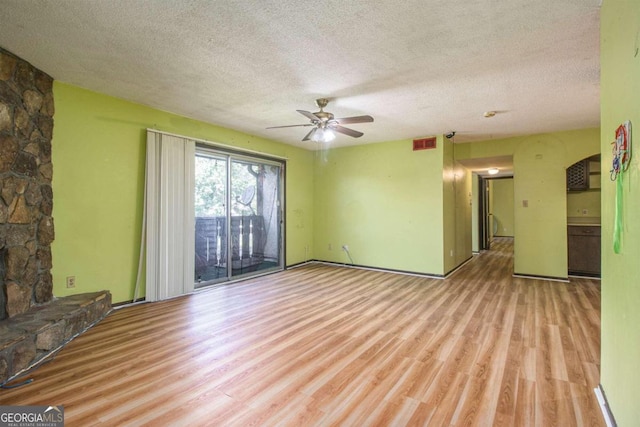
[
  {"x1": 0, "y1": 46, "x2": 55, "y2": 320},
  {"x1": 0, "y1": 47, "x2": 111, "y2": 384},
  {"x1": 0, "y1": 249, "x2": 5, "y2": 319}
]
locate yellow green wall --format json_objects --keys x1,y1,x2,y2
[
  {"x1": 443, "y1": 137, "x2": 472, "y2": 273},
  {"x1": 313, "y1": 137, "x2": 447, "y2": 275},
  {"x1": 488, "y1": 180, "x2": 495, "y2": 240},
  {"x1": 471, "y1": 174, "x2": 480, "y2": 252},
  {"x1": 491, "y1": 178, "x2": 514, "y2": 237},
  {"x1": 51, "y1": 83, "x2": 314, "y2": 304},
  {"x1": 513, "y1": 134, "x2": 570, "y2": 278},
  {"x1": 600, "y1": 0, "x2": 640, "y2": 423},
  {"x1": 456, "y1": 128, "x2": 600, "y2": 278},
  {"x1": 567, "y1": 190, "x2": 601, "y2": 219}
]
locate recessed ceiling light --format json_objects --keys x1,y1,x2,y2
[
  {"x1": 483, "y1": 111, "x2": 496, "y2": 118},
  {"x1": 488, "y1": 168, "x2": 499, "y2": 175}
]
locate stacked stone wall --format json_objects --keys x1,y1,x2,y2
[{"x1": 0, "y1": 47, "x2": 55, "y2": 319}]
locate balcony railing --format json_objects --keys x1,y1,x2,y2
[{"x1": 195, "y1": 215, "x2": 266, "y2": 281}]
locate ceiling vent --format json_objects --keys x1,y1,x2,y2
[{"x1": 413, "y1": 137, "x2": 436, "y2": 151}]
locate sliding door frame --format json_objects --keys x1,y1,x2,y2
[{"x1": 195, "y1": 143, "x2": 286, "y2": 287}]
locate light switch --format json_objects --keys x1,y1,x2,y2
[{"x1": 523, "y1": 200, "x2": 529, "y2": 207}]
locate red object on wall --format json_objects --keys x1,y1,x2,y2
[{"x1": 413, "y1": 137, "x2": 436, "y2": 151}]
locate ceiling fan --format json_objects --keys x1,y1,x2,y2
[{"x1": 267, "y1": 98, "x2": 374, "y2": 143}]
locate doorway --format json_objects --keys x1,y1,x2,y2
[
  {"x1": 478, "y1": 176, "x2": 491, "y2": 250},
  {"x1": 194, "y1": 147, "x2": 284, "y2": 286},
  {"x1": 477, "y1": 175, "x2": 514, "y2": 251}
]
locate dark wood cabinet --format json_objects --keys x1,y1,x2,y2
[
  {"x1": 567, "y1": 155, "x2": 601, "y2": 192},
  {"x1": 568, "y1": 225, "x2": 601, "y2": 276},
  {"x1": 567, "y1": 160, "x2": 590, "y2": 191}
]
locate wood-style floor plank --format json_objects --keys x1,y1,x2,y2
[{"x1": 0, "y1": 238, "x2": 604, "y2": 426}]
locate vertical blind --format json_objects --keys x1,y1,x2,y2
[{"x1": 144, "y1": 131, "x2": 195, "y2": 302}]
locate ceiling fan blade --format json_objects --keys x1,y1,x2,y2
[
  {"x1": 266, "y1": 123, "x2": 314, "y2": 129},
  {"x1": 332, "y1": 125, "x2": 364, "y2": 138},
  {"x1": 302, "y1": 128, "x2": 317, "y2": 141},
  {"x1": 335, "y1": 115, "x2": 374, "y2": 125},
  {"x1": 297, "y1": 110, "x2": 320, "y2": 121}
]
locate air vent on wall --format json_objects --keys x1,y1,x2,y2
[{"x1": 413, "y1": 137, "x2": 436, "y2": 151}]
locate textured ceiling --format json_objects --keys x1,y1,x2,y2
[{"x1": 0, "y1": 0, "x2": 600, "y2": 150}]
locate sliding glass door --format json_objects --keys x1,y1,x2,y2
[
  {"x1": 194, "y1": 154, "x2": 228, "y2": 283},
  {"x1": 194, "y1": 148, "x2": 284, "y2": 286}
]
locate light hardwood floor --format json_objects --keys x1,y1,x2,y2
[{"x1": 1, "y1": 238, "x2": 604, "y2": 426}]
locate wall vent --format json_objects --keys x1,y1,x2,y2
[{"x1": 413, "y1": 137, "x2": 436, "y2": 151}]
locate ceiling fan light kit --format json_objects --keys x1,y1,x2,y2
[
  {"x1": 267, "y1": 98, "x2": 373, "y2": 142},
  {"x1": 310, "y1": 125, "x2": 336, "y2": 143}
]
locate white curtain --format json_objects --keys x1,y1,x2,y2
[{"x1": 144, "y1": 131, "x2": 195, "y2": 302}]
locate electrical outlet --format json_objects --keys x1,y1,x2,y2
[
  {"x1": 342, "y1": 245, "x2": 349, "y2": 251},
  {"x1": 66, "y1": 276, "x2": 76, "y2": 288},
  {"x1": 328, "y1": 243, "x2": 332, "y2": 251}
]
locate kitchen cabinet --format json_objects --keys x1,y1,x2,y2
[
  {"x1": 567, "y1": 155, "x2": 601, "y2": 192},
  {"x1": 568, "y1": 225, "x2": 601, "y2": 276},
  {"x1": 567, "y1": 160, "x2": 590, "y2": 191}
]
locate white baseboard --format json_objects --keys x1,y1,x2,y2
[{"x1": 594, "y1": 384, "x2": 617, "y2": 427}]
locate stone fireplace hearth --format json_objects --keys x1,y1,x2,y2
[{"x1": 0, "y1": 47, "x2": 111, "y2": 384}]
